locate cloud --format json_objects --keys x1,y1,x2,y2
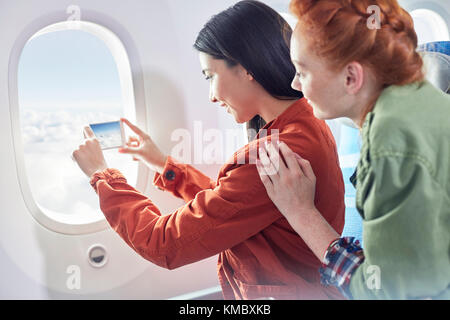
[{"x1": 19, "y1": 109, "x2": 137, "y2": 218}]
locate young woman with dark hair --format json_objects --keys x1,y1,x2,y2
[
  {"x1": 72, "y1": 0, "x2": 345, "y2": 300},
  {"x1": 194, "y1": 0, "x2": 302, "y2": 140},
  {"x1": 256, "y1": 0, "x2": 450, "y2": 300}
]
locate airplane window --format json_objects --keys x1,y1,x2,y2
[
  {"x1": 411, "y1": 9, "x2": 450, "y2": 44},
  {"x1": 17, "y1": 23, "x2": 137, "y2": 224}
]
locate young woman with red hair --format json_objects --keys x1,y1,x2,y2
[{"x1": 257, "y1": 0, "x2": 450, "y2": 299}]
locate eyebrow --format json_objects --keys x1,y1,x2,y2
[{"x1": 202, "y1": 69, "x2": 212, "y2": 75}]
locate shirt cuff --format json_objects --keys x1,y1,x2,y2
[
  {"x1": 319, "y1": 237, "x2": 365, "y2": 299},
  {"x1": 152, "y1": 155, "x2": 182, "y2": 191},
  {"x1": 90, "y1": 168, "x2": 127, "y2": 193}
]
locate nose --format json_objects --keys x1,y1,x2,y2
[
  {"x1": 209, "y1": 86, "x2": 218, "y2": 103},
  {"x1": 291, "y1": 76, "x2": 302, "y2": 92}
]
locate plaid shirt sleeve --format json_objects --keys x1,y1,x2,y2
[{"x1": 319, "y1": 237, "x2": 365, "y2": 299}]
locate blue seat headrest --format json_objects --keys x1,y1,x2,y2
[
  {"x1": 418, "y1": 41, "x2": 450, "y2": 56},
  {"x1": 418, "y1": 41, "x2": 450, "y2": 94}
]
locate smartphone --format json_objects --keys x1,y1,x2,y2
[{"x1": 89, "y1": 120, "x2": 125, "y2": 150}]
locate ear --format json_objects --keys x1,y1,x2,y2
[
  {"x1": 344, "y1": 62, "x2": 364, "y2": 95},
  {"x1": 236, "y1": 64, "x2": 254, "y2": 81},
  {"x1": 245, "y1": 70, "x2": 254, "y2": 81}
]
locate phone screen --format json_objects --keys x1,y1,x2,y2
[{"x1": 89, "y1": 120, "x2": 125, "y2": 150}]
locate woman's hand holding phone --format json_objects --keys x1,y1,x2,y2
[
  {"x1": 119, "y1": 118, "x2": 167, "y2": 174},
  {"x1": 72, "y1": 126, "x2": 108, "y2": 178}
]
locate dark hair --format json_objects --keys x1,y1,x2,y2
[{"x1": 194, "y1": 0, "x2": 303, "y2": 140}]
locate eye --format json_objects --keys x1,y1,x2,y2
[
  {"x1": 296, "y1": 71, "x2": 304, "y2": 79},
  {"x1": 204, "y1": 75, "x2": 213, "y2": 81}
]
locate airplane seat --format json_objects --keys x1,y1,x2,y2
[
  {"x1": 336, "y1": 122, "x2": 364, "y2": 245},
  {"x1": 324, "y1": 117, "x2": 364, "y2": 245},
  {"x1": 418, "y1": 41, "x2": 450, "y2": 55},
  {"x1": 418, "y1": 41, "x2": 450, "y2": 93}
]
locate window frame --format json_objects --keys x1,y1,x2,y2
[
  {"x1": 410, "y1": 8, "x2": 450, "y2": 44},
  {"x1": 401, "y1": 1, "x2": 450, "y2": 43},
  {"x1": 9, "y1": 17, "x2": 148, "y2": 235}
]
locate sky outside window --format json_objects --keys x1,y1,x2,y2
[{"x1": 18, "y1": 28, "x2": 137, "y2": 218}]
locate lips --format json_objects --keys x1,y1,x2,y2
[{"x1": 220, "y1": 101, "x2": 232, "y2": 113}]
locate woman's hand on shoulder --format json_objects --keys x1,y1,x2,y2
[{"x1": 256, "y1": 141, "x2": 317, "y2": 222}]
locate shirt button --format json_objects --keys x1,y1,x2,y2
[{"x1": 165, "y1": 170, "x2": 176, "y2": 181}]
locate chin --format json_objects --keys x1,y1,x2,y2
[
  {"x1": 230, "y1": 112, "x2": 246, "y2": 124},
  {"x1": 311, "y1": 105, "x2": 334, "y2": 120},
  {"x1": 311, "y1": 106, "x2": 326, "y2": 120}
]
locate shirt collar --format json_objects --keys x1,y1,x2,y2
[{"x1": 256, "y1": 98, "x2": 312, "y2": 137}]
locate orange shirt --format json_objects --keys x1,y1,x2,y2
[{"x1": 90, "y1": 99, "x2": 345, "y2": 299}]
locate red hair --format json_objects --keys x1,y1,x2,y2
[{"x1": 290, "y1": 0, "x2": 424, "y2": 123}]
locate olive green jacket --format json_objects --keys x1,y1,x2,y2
[{"x1": 349, "y1": 80, "x2": 450, "y2": 299}]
